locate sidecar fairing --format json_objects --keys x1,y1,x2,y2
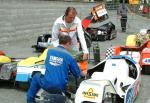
[
  {"x1": 15, "y1": 49, "x2": 48, "y2": 83},
  {"x1": 75, "y1": 55, "x2": 141, "y2": 103}
]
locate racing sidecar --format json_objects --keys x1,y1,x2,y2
[
  {"x1": 82, "y1": 4, "x2": 117, "y2": 41},
  {"x1": 75, "y1": 55, "x2": 141, "y2": 103},
  {"x1": 105, "y1": 29, "x2": 150, "y2": 74}
]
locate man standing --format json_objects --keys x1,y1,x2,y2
[
  {"x1": 51, "y1": 7, "x2": 89, "y2": 60},
  {"x1": 117, "y1": 0, "x2": 132, "y2": 32},
  {"x1": 27, "y1": 35, "x2": 82, "y2": 103}
]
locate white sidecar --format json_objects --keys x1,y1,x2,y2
[{"x1": 75, "y1": 55, "x2": 141, "y2": 103}]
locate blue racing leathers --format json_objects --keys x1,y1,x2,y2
[{"x1": 27, "y1": 45, "x2": 81, "y2": 103}]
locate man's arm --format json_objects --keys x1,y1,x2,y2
[
  {"x1": 76, "y1": 18, "x2": 89, "y2": 53},
  {"x1": 69, "y1": 57, "x2": 82, "y2": 78},
  {"x1": 51, "y1": 23, "x2": 60, "y2": 47}
]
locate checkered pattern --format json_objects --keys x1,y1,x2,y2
[{"x1": 105, "y1": 47, "x2": 115, "y2": 59}]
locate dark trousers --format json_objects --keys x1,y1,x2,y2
[
  {"x1": 27, "y1": 73, "x2": 45, "y2": 103},
  {"x1": 120, "y1": 16, "x2": 127, "y2": 32},
  {"x1": 27, "y1": 73, "x2": 65, "y2": 103}
]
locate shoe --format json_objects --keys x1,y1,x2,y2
[
  {"x1": 122, "y1": 30, "x2": 126, "y2": 32},
  {"x1": 122, "y1": 28, "x2": 126, "y2": 32}
]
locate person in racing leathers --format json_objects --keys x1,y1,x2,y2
[
  {"x1": 51, "y1": 6, "x2": 89, "y2": 60},
  {"x1": 27, "y1": 35, "x2": 82, "y2": 103}
]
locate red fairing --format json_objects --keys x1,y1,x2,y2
[
  {"x1": 82, "y1": 15, "x2": 93, "y2": 29},
  {"x1": 0, "y1": 51, "x2": 5, "y2": 56}
]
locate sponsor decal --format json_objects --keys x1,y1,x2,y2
[
  {"x1": 49, "y1": 56, "x2": 63, "y2": 66},
  {"x1": 82, "y1": 88, "x2": 99, "y2": 99},
  {"x1": 112, "y1": 63, "x2": 116, "y2": 66},
  {"x1": 143, "y1": 58, "x2": 150, "y2": 64},
  {"x1": 96, "y1": 8, "x2": 107, "y2": 17}
]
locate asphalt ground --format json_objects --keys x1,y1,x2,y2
[{"x1": 0, "y1": 1, "x2": 150, "y2": 103}]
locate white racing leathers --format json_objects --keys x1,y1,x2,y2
[{"x1": 51, "y1": 16, "x2": 89, "y2": 54}]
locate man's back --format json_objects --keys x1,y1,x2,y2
[
  {"x1": 118, "y1": 3, "x2": 128, "y2": 17},
  {"x1": 44, "y1": 46, "x2": 81, "y2": 90}
]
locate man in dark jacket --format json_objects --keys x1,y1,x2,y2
[
  {"x1": 27, "y1": 35, "x2": 82, "y2": 103},
  {"x1": 117, "y1": 0, "x2": 132, "y2": 32}
]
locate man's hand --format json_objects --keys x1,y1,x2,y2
[{"x1": 83, "y1": 53, "x2": 89, "y2": 60}]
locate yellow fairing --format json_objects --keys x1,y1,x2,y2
[
  {"x1": 0, "y1": 55, "x2": 11, "y2": 63},
  {"x1": 39, "y1": 49, "x2": 48, "y2": 60},
  {"x1": 129, "y1": 0, "x2": 139, "y2": 5},
  {"x1": 126, "y1": 35, "x2": 137, "y2": 47},
  {"x1": 17, "y1": 49, "x2": 48, "y2": 66},
  {"x1": 17, "y1": 57, "x2": 39, "y2": 66}
]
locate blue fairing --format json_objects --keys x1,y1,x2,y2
[
  {"x1": 109, "y1": 55, "x2": 136, "y2": 64},
  {"x1": 15, "y1": 73, "x2": 31, "y2": 82}
]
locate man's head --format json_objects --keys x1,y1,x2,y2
[
  {"x1": 59, "y1": 35, "x2": 71, "y2": 50},
  {"x1": 64, "y1": 7, "x2": 77, "y2": 23}
]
